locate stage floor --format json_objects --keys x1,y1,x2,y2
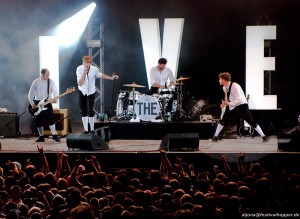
[{"x1": 0, "y1": 135, "x2": 282, "y2": 154}]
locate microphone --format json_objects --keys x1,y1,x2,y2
[{"x1": 165, "y1": 82, "x2": 167, "y2": 88}]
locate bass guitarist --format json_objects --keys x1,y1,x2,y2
[{"x1": 28, "y1": 68, "x2": 60, "y2": 142}]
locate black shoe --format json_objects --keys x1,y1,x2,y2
[
  {"x1": 52, "y1": 135, "x2": 61, "y2": 142},
  {"x1": 212, "y1": 136, "x2": 218, "y2": 142},
  {"x1": 36, "y1": 136, "x2": 45, "y2": 142},
  {"x1": 262, "y1": 136, "x2": 268, "y2": 142},
  {"x1": 89, "y1": 130, "x2": 95, "y2": 134},
  {"x1": 82, "y1": 131, "x2": 89, "y2": 134}
]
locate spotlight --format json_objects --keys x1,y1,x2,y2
[{"x1": 55, "y1": 2, "x2": 96, "y2": 47}]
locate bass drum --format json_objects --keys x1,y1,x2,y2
[{"x1": 134, "y1": 95, "x2": 161, "y2": 121}]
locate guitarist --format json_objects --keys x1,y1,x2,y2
[
  {"x1": 212, "y1": 72, "x2": 268, "y2": 142},
  {"x1": 28, "y1": 68, "x2": 60, "y2": 142}
]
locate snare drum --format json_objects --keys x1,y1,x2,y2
[
  {"x1": 158, "y1": 88, "x2": 175, "y2": 98},
  {"x1": 134, "y1": 95, "x2": 161, "y2": 121}
]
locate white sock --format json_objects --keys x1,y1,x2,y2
[
  {"x1": 89, "y1": 116, "x2": 95, "y2": 131},
  {"x1": 254, "y1": 125, "x2": 265, "y2": 137},
  {"x1": 214, "y1": 124, "x2": 224, "y2": 137},
  {"x1": 37, "y1": 126, "x2": 44, "y2": 136},
  {"x1": 49, "y1": 124, "x2": 57, "y2": 135},
  {"x1": 82, "y1": 117, "x2": 89, "y2": 131}
]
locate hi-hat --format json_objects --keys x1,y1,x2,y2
[
  {"x1": 176, "y1": 77, "x2": 191, "y2": 81},
  {"x1": 123, "y1": 83, "x2": 145, "y2": 88}
]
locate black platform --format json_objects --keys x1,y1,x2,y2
[{"x1": 95, "y1": 121, "x2": 217, "y2": 140}]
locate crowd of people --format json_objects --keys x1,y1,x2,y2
[{"x1": 0, "y1": 146, "x2": 299, "y2": 219}]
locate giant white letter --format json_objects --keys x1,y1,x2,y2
[
  {"x1": 246, "y1": 26, "x2": 277, "y2": 109},
  {"x1": 139, "y1": 18, "x2": 184, "y2": 88}
]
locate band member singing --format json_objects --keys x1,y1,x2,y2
[{"x1": 77, "y1": 56, "x2": 119, "y2": 134}]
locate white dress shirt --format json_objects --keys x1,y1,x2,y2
[
  {"x1": 28, "y1": 78, "x2": 58, "y2": 105},
  {"x1": 149, "y1": 66, "x2": 176, "y2": 87},
  {"x1": 76, "y1": 65, "x2": 103, "y2": 95},
  {"x1": 224, "y1": 81, "x2": 248, "y2": 110}
]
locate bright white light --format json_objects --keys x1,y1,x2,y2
[
  {"x1": 55, "y1": 2, "x2": 96, "y2": 47},
  {"x1": 39, "y1": 36, "x2": 60, "y2": 108}
]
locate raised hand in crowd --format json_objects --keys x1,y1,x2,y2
[
  {"x1": 37, "y1": 145, "x2": 49, "y2": 174},
  {"x1": 218, "y1": 154, "x2": 232, "y2": 177},
  {"x1": 62, "y1": 153, "x2": 71, "y2": 178},
  {"x1": 159, "y1": 149, "x2": 172, "y2": 180},
  {"x1": 70, "y1": 155, "x2": 83, "y2": 188},
  {"x1": 237, "y1": 152, "x2": 247, "y2": 176}
]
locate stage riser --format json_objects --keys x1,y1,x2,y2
[{"x1": 95, "y1": 122, "x2": 216, "y2": 140}]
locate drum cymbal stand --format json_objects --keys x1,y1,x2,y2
[
  {"x1": 175, "y1": 81, "x2": 186, "y2": 118},
  {"x1": 130, "y1": 87, "x2": 138, "y2": 119}
]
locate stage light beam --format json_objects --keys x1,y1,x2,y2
[{"x1": 55, "y1": 2, "x2": 96, "y2": 47}]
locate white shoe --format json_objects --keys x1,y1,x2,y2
[
  {"x1": 151, "y1": 118, "x2": 163, "y2": 123},
  {"x1": 130, "y1": 117, "x2": 140, "y2": 122}
]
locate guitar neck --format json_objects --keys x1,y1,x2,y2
[{"x1": 42, "y1": 92, "x2": 69, "y2": 106}]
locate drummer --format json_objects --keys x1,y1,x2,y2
[{"x1": 147, "y1": 58, "x2": 176, "y2": 95}]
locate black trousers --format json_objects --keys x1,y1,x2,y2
[
  {"x1": 79, "y1": 91, "x2": 96, "y2": 117},
  {"x1": 221, "y1": 104, "x2": 257, "y2": 128},
  {"x1": 34, "y1": 100, "x2": 54, "y2": 128}
]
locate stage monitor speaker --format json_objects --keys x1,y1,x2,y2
[
  {"x1": 160, "y1": 133, "x2": 199, "y2": 151},
  {"x1": 0, "y1": 113, "x2": 18, "y2": 138},
  {"x1": 278, "y1": 133, "x2": 300, "y2": 152},
  {"x1": 44, "y1": 109, "x2": 69, "y2": 136},
  {"x1": 66, "y1": 133, "x2": 108, "y2": 150}
]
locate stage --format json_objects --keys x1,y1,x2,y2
[
  {"x1": 1, "y1": 117, "x2": 299, "y2": 171},
  {"x1": 0, "y1": 134, "x2": 283, "y2": 154}
]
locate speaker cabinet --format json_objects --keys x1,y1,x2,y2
[
  {"x1": 0, "y1": 113, "x2": 18, "y2": 137},
  {"x1": 66, "y1": 133, "x2": 108, "y2": 150},
  {"x1": 44, "y1": 109, "x2": 69, "y2": 136},
  {"x1": 160, "y1": 133, "x2": 199, "y2": 151},
  {"x1": 278, "y1": 133, "x2": 300, "y2": 152}
]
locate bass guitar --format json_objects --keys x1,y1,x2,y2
[{"x1": 28, "y1": 87, "x2": 75, "y2": 117}]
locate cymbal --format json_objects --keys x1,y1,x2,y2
[
  {"x1": 123, "y1": 83, "x2": 145, "y2": 88},
  {"x1": 176, "y1": 77, "x2": 191, "y2": 81}
]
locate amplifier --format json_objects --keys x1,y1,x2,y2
[
  {"x1": 0, "y1": 112, "x2": 18, "y2": 137},
  {"x1": 44, "y1": 109, "x2": 69, "y2": 136}
]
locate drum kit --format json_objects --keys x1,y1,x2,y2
[{"x1": 116, "y1": 77, "x2": 191, "y2": 122}]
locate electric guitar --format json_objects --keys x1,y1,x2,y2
[
  {"x1": 28, "y1": 87, "x2": 75, "y2": 117},
  {"x1": 220, "y1": 89, "x2": 227, "y2": 120}
]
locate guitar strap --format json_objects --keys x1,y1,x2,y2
[
  {"x1": 47, "y1": 79, "x2": 50, "y2": 100},
  {"x1": 227, "y1": 81, "x2": 233, "y2": 101}
]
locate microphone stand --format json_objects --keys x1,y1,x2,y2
[{"x1": 109, "y1": 75, "x2": 117, "y2": 122}]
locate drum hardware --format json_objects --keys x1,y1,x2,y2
[
  {"x1": 174, "y1": 80, "x2": 186, "y2": 119},
  {"x1": 116, "y1": 83, "x2": 145, "y2": 120},
  {"x1": 191, "y1": 99, "x2": 206, "y2": 118},
  {"x1": 176, "y1": 76, "x2": 191, "y2": 82}
]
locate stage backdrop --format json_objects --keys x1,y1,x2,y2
[{"x1": 0, "y1": 0, "x2": 299, "y2": 134}]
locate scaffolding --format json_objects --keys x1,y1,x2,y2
[{"x1": 86, "y1": 17, "x2": 105, "y2": 113}]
